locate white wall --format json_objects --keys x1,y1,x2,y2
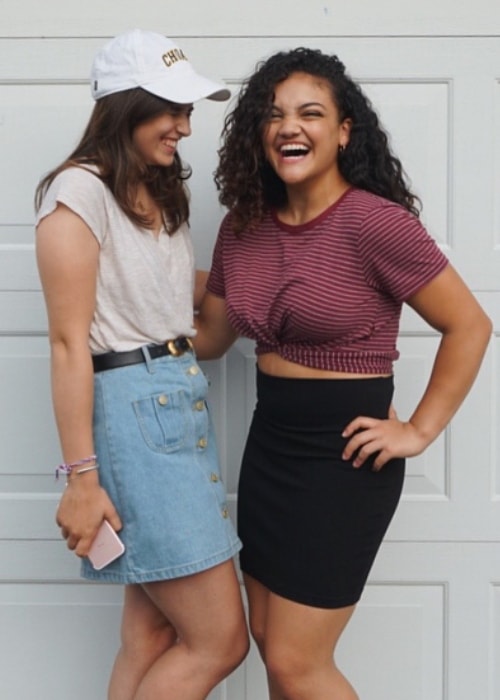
[{"x1": 1, "y1": 4, "x2": 499, "y2": 699}]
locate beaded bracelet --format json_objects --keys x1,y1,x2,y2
[{"x1": 55, "y1": 454, "x2": 97, "y2": 480}]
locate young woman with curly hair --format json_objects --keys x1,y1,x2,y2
[{"x1": 194, "y1": 47, "x2": 491, "y2": 699}]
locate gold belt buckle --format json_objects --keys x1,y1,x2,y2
[
  {"x1": 167, "y1": 337, "x2": 193, "y2": 356},
  {"x1": 167, "y1": 339, "x2": 181, "y2": 356}
]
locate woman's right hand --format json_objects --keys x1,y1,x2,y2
[{"x1": 56, "y1": 476, "x2": 122, "y2": 558}]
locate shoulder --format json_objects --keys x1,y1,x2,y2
[
  {"x1": 37, "y1": 165, "x2": 107, "y2": 212},
  {"x1": 51, "y1": 163, "x2": 102, "y2": 185},
  {"x1": 343, "y1": 188, "x2": 415, "y2": 226},
  {"x1": 213, "y1": 211, "x2": 240, "y2": 250},
  {"x1": 36, "y1": 165, "x2": 110, "y2": 242},
  {"x1": 217, "y1": 209, "x2": 276, "y2": 238},
  {"x1": 219, "y1": 211, "x2": 237, "y2": 236},
  {"x1": 348, "y1": 191, "x2": 448, "y2": 299},
  {"x1": 52, "y1": 164, "x2": 107, "y2": 197},
  {"x1": 343, "y1": 189, "x2": 427, "y2": 247}
]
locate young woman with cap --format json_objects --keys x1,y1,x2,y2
[
  {"x1": 35, "y1": 29, "x2": 248, "y2": 700},
  {"x1": 194, "y1": 47, "x2": 492, "y2": 699}
]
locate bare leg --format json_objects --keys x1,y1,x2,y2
[
  {"x1": 133, "y1": 559, "x2": 249, "y2": 700},
  {"x1": 245, "y1": 573, "x2": 359, "y2": 700},
  {"x1": 243, "y1": 574, "x2": 285, "y2": 700},
  {"x1": 108, "y1": 584, "x2": 177, "y2": 700}
]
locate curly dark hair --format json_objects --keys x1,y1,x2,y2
[
  {"x1": 35, "y1": 88, "x2": 191, "y2": 234},
  {"x1": 215, "y1": 47, "x2": 420, "y2": 233}
]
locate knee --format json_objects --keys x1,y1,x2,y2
[
  {"x1": 265, "y1": 649, "x2": 358, "y2": 700},
  {"x1": 120, "y1": 618, "x2": 176, "y2": 663},
  {"x1": 265, "y1": 645, "x2": 314, "y2": 697},
  {"x1": 216, "y1": 618, "x2": 250, "y2": 676},
  {"x1": 189, "y1": 620, "x2": 248, "y2": 688},
  {"x1": 247, "y1": 615, "x2": 266, "y2": 659}
]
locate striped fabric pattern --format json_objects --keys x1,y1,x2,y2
[{"x1": 206, "y1": 188, "x2": 448, "y2": 374}]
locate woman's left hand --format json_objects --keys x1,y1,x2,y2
[{"x1": 341, "y1": 416, "x2": 428, "y2": 471}]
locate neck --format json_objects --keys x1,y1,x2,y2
[{"x1": 281, "y1": 177, "x2": 350, "y2": 226}]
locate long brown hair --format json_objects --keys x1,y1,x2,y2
[{"x1": 35, "y1": 87, "x2": 191, "y2": 233}]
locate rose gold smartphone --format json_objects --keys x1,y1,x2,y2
[{"x1": 88, "y1": 520, "x2": 125, "y2": 570}]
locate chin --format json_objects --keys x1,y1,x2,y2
[
  {"x1": 280, "y1": 174, "x2": 308, "y2": 186},
  {"x1": 151, "y1": 156, "x2": 175, "y2": 168}
]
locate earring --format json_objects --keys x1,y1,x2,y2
[{"x1": 338, "y1": 145, "x2": 345, "y2": 154}]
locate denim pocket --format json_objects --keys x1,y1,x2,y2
[{"x1": 133, "y1": 390, "x2": 188, "y2": 453}]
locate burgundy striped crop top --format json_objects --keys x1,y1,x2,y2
[{"x1": 206, "y1": 187, "x2": 449, "y2": 374}]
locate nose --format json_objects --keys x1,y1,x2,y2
[
  {"x1": 277, "y1": 115, "x2": 300, "y2": 137},
  {"x1": 176, "y1": 113, "x2": 192, "y2": 137}
]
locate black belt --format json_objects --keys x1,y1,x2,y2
[{"x1": 92, "y1": 337, "x2": 193, "y2": 373}]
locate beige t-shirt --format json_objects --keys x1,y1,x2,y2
[{"x1": 36, "y1": 166, "x2": 196, "y2": 353}]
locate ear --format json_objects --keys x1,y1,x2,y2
[{"x1": 339, "y1": 118, "x2": 352, "y2": 148}]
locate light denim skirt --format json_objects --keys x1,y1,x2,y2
[{"x1": 81, "y1": 348, "x2": 241, "y2": 583}]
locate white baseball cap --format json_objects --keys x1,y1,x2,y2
[{"x1": 90, "y1": 29, "x2": 230, "y2": 103}]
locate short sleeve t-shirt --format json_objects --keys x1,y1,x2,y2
[
  {"x1": 206, "y1": 188, "x2": 449, "y2": 374},
  {"x1": 36, "y1": 166, "x2": 196, "y2": 353}
]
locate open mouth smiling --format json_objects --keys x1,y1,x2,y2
[{"x1": 280, "y1": 143, "x2": 310, "y2": 158}]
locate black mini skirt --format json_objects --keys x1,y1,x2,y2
[{"x1": 238, "y1": 368, "x2": 405, "y2": 609}]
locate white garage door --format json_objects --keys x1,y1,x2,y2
[{"x1": 0, "y1": 16, "x2": 498, "y2": 700}]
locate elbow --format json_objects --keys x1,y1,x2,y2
[
  {"x1": 441, "y1": 308, "x2": 493, "y2": 360},
  {"x1": 209, "y1": 347, "x2": 228, "y2": 361},
  {"x1": 192, "y1": 319, "x2": 229, "y2": 360},
  {"x1": 49, "y1": 334, "x2": 91, "y2": 367},
  {"x1": 49, "y1": 335, "x2": 72, "y2": 361},
  {"x1": 477, "y1": 311, "x2": 493, "y2": 347},
  {"x1": 462, "y1": 310, "x2": 493, "y2": 360},
  {"x1": 483, "y1": 314, "x2": 494, "y2": 349},
  {"x1": 484, "y1": 313, "x2": 493, "y2": 336},
  {"x1": 193, "y1": 342, "x2": 226, "y2": 361}
]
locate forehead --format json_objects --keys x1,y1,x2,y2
[{"x1": 272, "y1": 71, "x2": 334, "y2": 103}]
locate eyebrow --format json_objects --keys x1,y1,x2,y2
[
  {"x1": 271, "y1": 101, "x2": 326, "y2": 110},
  {"x1": 299, "y1": 101, "x2": 326, "y2": 108}
]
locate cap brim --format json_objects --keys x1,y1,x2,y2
[{"x1": 142, "y1": 72, "x2": 230, "y2": 103}]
